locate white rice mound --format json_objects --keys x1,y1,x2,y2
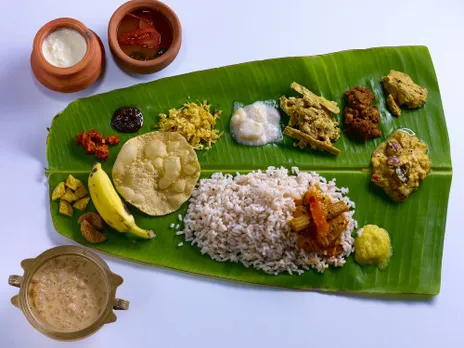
[{"x1": 182, "y1": 167, "x2": 357, "y2": 275}]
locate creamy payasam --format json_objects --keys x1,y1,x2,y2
[{"x1": 28, "y1": 255, "x2": 107, "y2": 332}]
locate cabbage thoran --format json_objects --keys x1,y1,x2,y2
[{"x1": 156, "y1": 101, "x2": 222, "y2": 150}]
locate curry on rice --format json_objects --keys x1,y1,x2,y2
[{"x1": 289, "y1": 186, "x2": 350, "y2": 258}]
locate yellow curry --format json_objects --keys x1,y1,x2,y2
[{"x1": 371, "y1": 130, "x2": 430, "y2": 202}]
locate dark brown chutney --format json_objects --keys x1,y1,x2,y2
[{"x1": 111, "y1": 107, "x2": 144, "y2": 133}]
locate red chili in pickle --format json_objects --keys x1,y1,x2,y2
[{"x1": 118, "y1": 27, "x2": 160, "y2": 49}]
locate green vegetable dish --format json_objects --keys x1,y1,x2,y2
[{"x1": 46, "y1": 46, "x2": 451, "y2": 295}]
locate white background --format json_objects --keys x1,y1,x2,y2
[{"x1": 1, "y1": 0, "x2": 463, "y2": 347}]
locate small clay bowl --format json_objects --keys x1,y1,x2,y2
[
  {"x1": 31, "y1": 18, "x2": 105, "y2": 93},
  {"x1": 108, "y1": 0, "x2": 182, "y2": 74}
]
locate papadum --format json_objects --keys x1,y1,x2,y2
[{"x1": 112, "y1": 131, "x2": 200, "y2": 216}]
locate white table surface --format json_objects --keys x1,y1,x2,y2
[{"x1": 1, "y1": 0, "x2": 463, "y2": 347}]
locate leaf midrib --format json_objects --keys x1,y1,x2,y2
[{"x1": 46, "y1": 167, "x2": 453, "y2": 176}]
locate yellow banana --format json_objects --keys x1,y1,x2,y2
[{"x1": 88, "y1": 163, "x2": 154, "y2": 239}]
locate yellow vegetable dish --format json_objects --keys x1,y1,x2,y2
[
  {"x1": 382, "y1": 70, "x2": 428, "y2": 117},
  {"x1": 280, "y1": 82, "x2": 341, "y2": 155},
  {"x1": 354, "y1": 225, "x2": 392, "y2": 269},
  {"x1": 371, "y1": 130, "x2": 430, "y2": 202}
]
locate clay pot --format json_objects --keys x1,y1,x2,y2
[
  {"x1": 108, "y1": 0, "x2": 182, "y2": 74},
  {"x1": 31, "y1": 18, "x2": 105, "y2": 93}
]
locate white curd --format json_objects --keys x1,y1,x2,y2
[
  {"x1": 41, "y1": 28, "x2": 87, "y2": 68},
  {"x1": 230, "y1": 101, "x2": 282, "y2": 146}
]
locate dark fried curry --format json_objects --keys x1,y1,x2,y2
[{"x1": 344, "y1": 86, "x2": 381, "y2": 140}]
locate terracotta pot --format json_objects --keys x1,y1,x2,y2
[
  {"x1": 108, "y1": 0, "x2": 182, "y2": 74},
  {"x1": 31, "y1": 18, "x2": 105, "y2": 93}
]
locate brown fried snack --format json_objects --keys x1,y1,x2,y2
[
  {"x1": 78, "y1": 212, "x2": 105, "y2": 230},
  {"x1": 78, "y1": 212, "x2": 106, "y2": 244},
  {"x1": 344, "y1": 86, "x2": 381, "y2": 140},
  {"x1": 80, "y1": 220, "x2": 107, "y2": 244}
]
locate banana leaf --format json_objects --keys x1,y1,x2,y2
[{"x1": 47, "y1": 46, "x2": 452, "y2": 294}]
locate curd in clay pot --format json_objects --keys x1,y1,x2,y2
[{"x1": 31, "y1": 18, "x2": 105, "y2": 93}]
